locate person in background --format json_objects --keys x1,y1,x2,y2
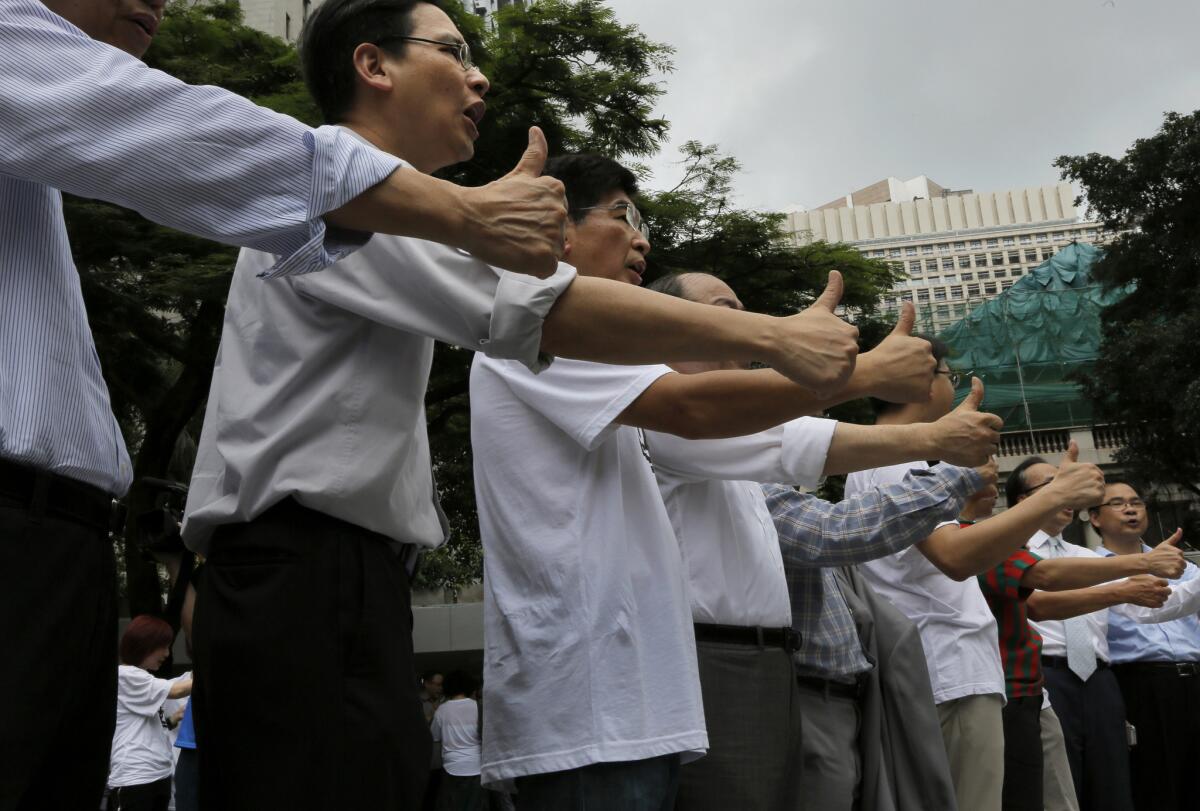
[
  {"x1": 431, "y1": 671, "x2": 484, "y2": 811},
  {"x1": 107, "y1": 616, "x2": 193, "y2": 811},
  {"x1": 421, "y1": 672, "x2": 447, "y2": 725},
  {"x1": 1092, "y1": 478, "x2": 1200, "y2": 811}
]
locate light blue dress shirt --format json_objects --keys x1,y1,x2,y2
[
  {"x1": 0, "y1": 0, "x2": 402, "y2": 495},
  {"x1": 1100, "y1": 545, "x2": 1200, "y2": 663}
]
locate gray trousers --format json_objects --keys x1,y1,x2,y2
[
  {"x1": 795, "y1": 682, "x2": 862, "y2": 811},
  {"x1": 937, "y1": 694, "x2": 1005, "y2": 811},
  {"x1": 676, "y1": 639, "x2": 801, "y2": 811},
  {"x1": 1041, "y1": 705, "x2": 1080, "y2": 811}
]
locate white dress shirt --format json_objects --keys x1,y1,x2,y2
[
  {"x1": 847, "y1": 462, "x2": 1005, "y2": 705},
  {"x1": 645, "y1": 418, "x2": 837, "y2": 627},
  {"x1": 0, "y1": 0, "x2": 402, "y2": 494},
  {"x1": 471, "y1": 356, "x2": 706, "y2": 785},
  {"x1": 1026, "y1": 531, "x2": 1113, "y2": 662},
  {"x1": 182, "y1": 238, "x2": 575, "y2": 555}
]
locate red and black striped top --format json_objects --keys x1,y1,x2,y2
[{"x1": 978, "y1": 548, "x2": 1044, "y2": 698}]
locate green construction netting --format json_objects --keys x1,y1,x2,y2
[{"x1": 936, "y1": 241, "x2": 1133, "y2": 432}]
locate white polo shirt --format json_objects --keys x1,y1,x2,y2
[
  {"x1": 471, "y1": 356, "x2": 707, "y2": 785},
  {"x1": 846, "y1": 462, "x2": 1005, "y2": 705},
  {"x1": 645, "y1": 418, "x2": 836, "y2": 627}
]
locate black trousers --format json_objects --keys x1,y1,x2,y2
[
  {"x1": 1001, "y1": 694, "x2": 1044, "y2": 811},
  {"x1": 192, "y1": 499, "x2": 431, "y2": 811},
  {"x1": 105, "y1": 777, "x2": 171, "y2": 811},
  {"x1": 0, "y1": 494, "x2": 117, "y2": 811},
  {"x1": 1042, "y1": 664, "x2": 1133, "y2": 811},
  {"x1": 1112, "y1": 663, "x2": 1200, "y2": 811}
]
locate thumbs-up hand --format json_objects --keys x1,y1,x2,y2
[
  {"x1": 854, "y1": 302, "x2": 938, "y2": 404},
  {"x1": 770, "y1": 271, "x2": 860, "y2": 396},
  {"x1": 920, "y1": 377, "x2": 1003, "y2": 466},
  {"x1": 455, "y1": 126, "x2": 568, "y2": 278},
  {"x1": 1141, "y1": 529, "x2": 1186, "y2": 579},
  {"x1": 1042, "y1": 440, "x2": 1106, "y2": 510}
]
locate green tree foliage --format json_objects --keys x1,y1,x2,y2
[
  {"x1": 1056, "y1": 110, "x2": 1200, "y2": 498},
  {"x1": 66, "y1": 1, "x2": 317, "y2": 615}
]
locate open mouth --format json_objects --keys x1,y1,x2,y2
[
  {"x1": 129, "y1": 14, "x2": 158, "y2": 37},
  {"x1": 626, "y1": 261, "x2": 646, "y2": 280},
  {"x1": 463, "y1": 101, "x2": 486, "y2": 127}
]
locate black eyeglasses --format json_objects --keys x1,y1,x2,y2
[
  {"x1": 1022, "y1": 478, "x2": 1054, "y2": 496},
  {"x1": 382, "y1": 36, "x2": 474, "y2": 70},
  {"x1": 1101, "y1": 498, "x2": 1146, "y2": 510},
  {"x1": 575, "y1": 201, "x2": 650, "y2": 240}
]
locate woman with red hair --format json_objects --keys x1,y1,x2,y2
[{"x1": 106, "y1": 615, "x2": 192, "y2": 811}]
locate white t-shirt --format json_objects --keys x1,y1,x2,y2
[
  {"x1": 846, "y1": 462, "x2": 1005, "y2": 705},
  {"x1": 470, "y1": 356, "x2": 707, "y2": 785},
  {"x1": 108, "y1": 665, "x2": 174, "y2": 788},
  {"x1": 430, "y1": 698, "x2": 482, "y2": 777}
]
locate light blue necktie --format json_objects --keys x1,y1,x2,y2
[{"x1": 1049, "y1": 536, "x2": 1098, "y2": 681}]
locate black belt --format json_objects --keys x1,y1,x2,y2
[
  {"x1": 693, "y1": 623, "x2": 800, "y2": 652},
  {"x1": 0, "y1": 457, "x2": 125, "y2": 534},
  {"x1": 1042, "y1": 655, "x2": 1109, "y2": 672},
  {"x1": 1113, "y1": 661, "x2": 1200, "y2": 678},
  {"x1": 795, "y1": 675, "x2": 862, "y2": 700}
]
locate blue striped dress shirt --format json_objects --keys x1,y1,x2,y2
[{"x1": 0, "y1": 0, "x2": 403, "y2": 495}]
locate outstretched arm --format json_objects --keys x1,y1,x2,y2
[
  {"x1": 1027, "y1": 575, "x2": 1171, "y2": 621},
  {"x1": 1022, "y1": 536, "x2": 1184, "y2": 591},
  {"x1": 763, "y1": 464, "x2": 984, "y2": 568}
]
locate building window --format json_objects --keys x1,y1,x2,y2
[
  {"x1": 1002, "y1": 237, "x2": 1015, "y2": 246},
  {"x1": 942, "y1": 258, "x2": 955, "y2": 270},
  {"x1": 974, "y1": 254, "x2": 988, "y2": 266},
  {"x1": 943, "y1": 274, "x2": 957, "y2": 284},
  {"x1": 901, "y1": 292, "x2": 913, "y2": 302},
  {"x1": 953, "y1": 241, "x2": 966, "y2": 250},
  {"x1": 967, "y1": 284, "x2": 981, "y2": 296},
  {"x1": 1008, "y1": 251, "x2": 1021, "y2": 264},
  {"x1": 909, "y1": 261, "x2": 922, "y2": 273},
  {"x1": 991, "y1": 252, "x2": 1004, "y2": 265},
  {"x1": 906, "y1": 247, "x2": 917, "y2": 256},
  {"x1": 921, "y1": 245, "x2": 934, "y2": 254},
  {"x1": 890, "y1": 249, "x2": 902, "y2": 258},
  {"x1": 938, "y1": 243, "x2": 951, "y2": 254},
  {"x1": 984, "y1": 282, "x2": 997, "y2": 294},
  {"x1": 1025, "y1": 249, "x2": 1039, "y2": 262},
  {"x1": 1043, "y1": 248, "x2": 1055, "y2": 259},
  {"x1": 1035, "y1": 233, "x2": 1049, "y2": 243},
  {"x1": 934, "y1": 289, "x2": 947, "y2": 301},
  {"x1": 969, "y1": 240, "x2": 983, "y2": 249},
  {"x1": 1011, "y1": 268, "x2": 1023, "y2": 276},
  {"x1": 994, "y1": 269, "x2": 1007, "y2": 278},
  {"x1": 961, "y1": 272, "x2": 974, "y2": 281},
  {"x1": 917, "y1": 291, "x2": 930, "y2": 302},
  {"x1": 936, "y1": 305, "x2": 950, "y2": 317},
  {"x1": 958, "y1": 256, "x2": 971, "y2": 269},
  {"x1": 925, "y1": 259, "x2": 938, "y2": 271},
  {"x1": 1001, "y1": 280, "x2": 1014, "y2": 290},
  {"x1": 986, "y1": 239, "x2": 999, "y2": 248},
  {"x1": 1020, "y1": 235, "x2": 1032, "y2": 245},
  {"x1": 951, "y1": 287, "x2": 964, "y2": 299}
]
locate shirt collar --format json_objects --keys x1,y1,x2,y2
[{"x1": 1027, "y1": 530, "x2": 1060, "y2": 550}]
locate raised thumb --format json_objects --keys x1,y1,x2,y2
[
  {"x1": 1064, "y1": 439, "x2": 1080, "y2": 464},
  {"x1": 956, "y1": 376, "x2": 984, "y2": 411},
  {"x1": 1164, "y1": 528, "x2": 1184, "y2": 547},
  {"x1": 891, "y1": 301, "x2": 916, "y2": 336},
  {"x1": 812, "y1": 270, "x2": 844, "y2": 312},
  {"x1": 507, "y1": 126, "x2": 549, "y2": 178}
]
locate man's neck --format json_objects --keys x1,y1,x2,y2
[{"x1": 1101, "y1": 534, "x2": 1143, "y2": 556}]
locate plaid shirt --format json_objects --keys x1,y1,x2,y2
[
  {"x1": 978, "y1": 549, "x2": 1044, "y2": 698},
  {"x1": 763, "y1": 464, "x2": 982, "y2": 679}
]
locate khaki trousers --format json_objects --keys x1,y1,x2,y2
[
  {"x1": 1041, "y1": 705, "x2": 1080, "y2": 811},
  {"x1": 937, "y1": 694, "x2": 1004, "y2": 811}
]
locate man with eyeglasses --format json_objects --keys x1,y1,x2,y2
[
  {"x1": 845, "y1": 343, "x2": 1109, "y2": 811},
  {"x1": 180, "y1": 2, "x2": 865, "y2": 809},
  {"x1": 1008, "y1": 459, "x2": 1189, "y2": 811},
  {"x1": 1090, "y1": 479, "x2": 1200, "y2": 811}
]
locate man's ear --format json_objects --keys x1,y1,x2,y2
[
  {"x1": 351, "y1": 42, "x2": 393, "y2": 93},
  {"x1": 562, "y1": 221, "x2": 575, "y2": 261}
]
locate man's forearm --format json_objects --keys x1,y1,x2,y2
[
  {"x1": 325, "y1": 168, "x2": 464, "y2": 242},
  {"x1": 1025, "y1": 555, "x2": 1147, "y2": 592},
  {"x1": 1027, "y1": 584, "x2": 1123, "y2": 621},
  {"x1": 919, "y1": 488, "x2": 1064, "y2": 580},
  {"x1": 822, "y1": 423, "x2": 934, "y2": 476},
  {"x1": 541, "y1": 276, "x2": 780, "y2": 368}
]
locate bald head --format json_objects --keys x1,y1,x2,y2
[{"x1": 648, "y1": 273, "x2": 744, "y2": 311}]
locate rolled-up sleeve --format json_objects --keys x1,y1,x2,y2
[
  {"x1": 486, "y1": 265, "x2": 578, "y2": 371},
  {"x1": 644, "y1": 417, "x2": 836, "y2": 486},
  {"x1": 0, "y1": 0, "x2": 401, "y2": 276}
]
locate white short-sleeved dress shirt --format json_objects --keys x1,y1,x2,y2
[
  {"x1": 470, "y1": 356, "x2": 706, "y2": 785},
  {"x1": 1026, "y1": 531, "x2": 1113, "y2": 662},
  {"x1": 645, "y1": 418, "x2": 837, "y2": 627},
  {"x1": 182, "y1": 237, "x2": 575, "y2": 554},
  {"x1": 846, "y1": 462, "x2": 1005, "y2": 705}
]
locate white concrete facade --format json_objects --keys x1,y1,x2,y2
[{"x1": 786, "y1": 178, "x2": 1113, "y2": 333}]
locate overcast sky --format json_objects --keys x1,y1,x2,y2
[{"x1": 599, "y1": 0, "x2": 1200, "y2": 212}]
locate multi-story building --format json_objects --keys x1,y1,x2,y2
[
  {"x1": 785, "y1": 176, "x2": 1113, "y2": 333},
  {"x1": 236, "y1": 0, "x2": 528, "y2": 42}
]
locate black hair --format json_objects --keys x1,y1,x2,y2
[
  {"x1": 442, "y1": 670, "x2": 476, "y2": 698},
  {"x1": 299, "y1": 0, "x2": 433, "y2": 124},
  {"x1": 1005, "y1": 456, "x2": 1048, "y2": 507},
  {"x1": 646, "y1": 273, "x2": 694, "y2": 300},
  {"x1": 868, "y1": 333, "x2": 950, "y2": 416},
  {"x1": 421, "y1": 670, "x2": 443, "y2": 684},
  {"x1": 541, "y1": 154, "x2": 639, "y2": 222}
]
